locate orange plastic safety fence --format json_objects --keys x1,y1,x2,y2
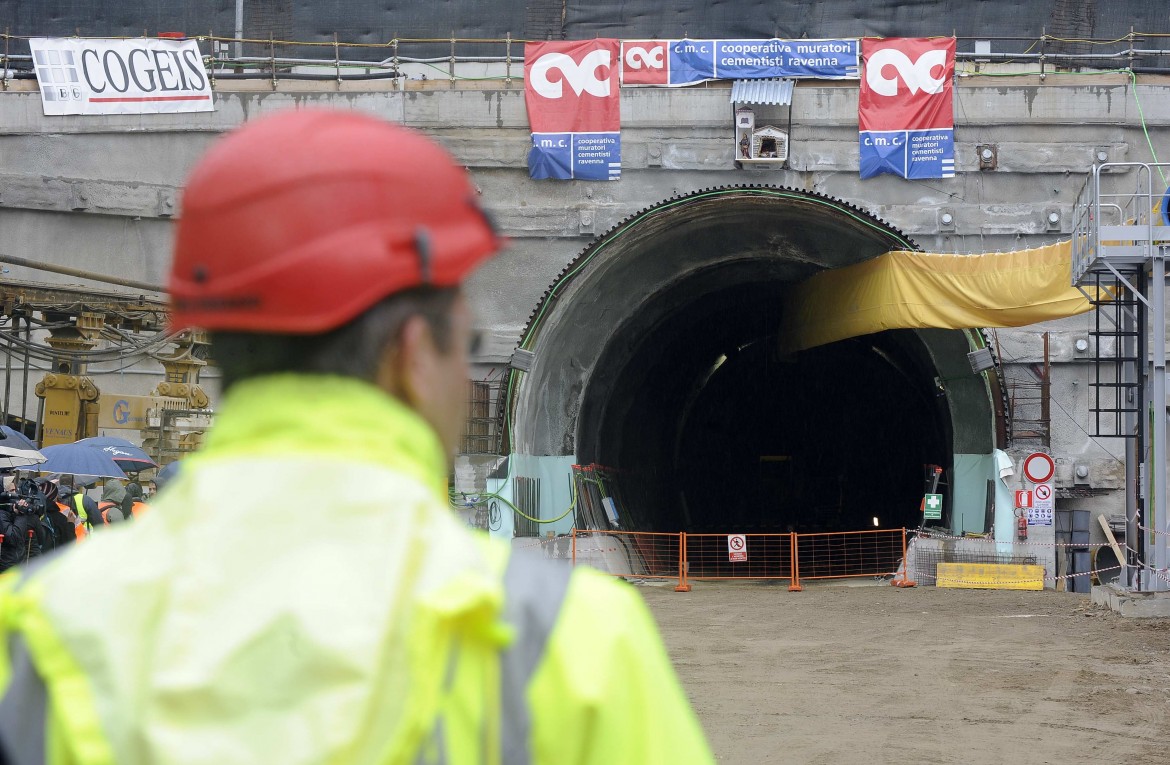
[
  {"x1": 684, "y1": 533, "x2": 795, "y2": 582},
  {"x1": 570, "y1": 529, "x2": 683, "y2": 583},
  {"x1": 795, "y1": 528, "x2": 905, "y2": 581},
  {"x1": 568, "y1": 528, "x2": 911, "y2": 591}
]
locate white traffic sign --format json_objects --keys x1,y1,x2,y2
[
  {"x1": 1022, "y1": 452, "x2": 1055, "y2": 484},
  {"x1": 1033, "y1": 482, "x2": 1054, "y2": 512},
  {"x1": 728, "y1": 534, "x2": 747, "y2": 563}
]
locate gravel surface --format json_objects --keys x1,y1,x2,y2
[{"x1": 640, "y1": 580, "x2": 1170, "y2": 764}]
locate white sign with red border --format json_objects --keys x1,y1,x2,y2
[
  {"x1": 728, "y1": 534, "x2": 748, "y2": 563},
  {"x1": 1022, "y1": 452, "x2": 1055, "y2": 484},
  {"x1": 1033, "y1": 482, "x2": 1054, "y2": 512},
  {"x1": 29, "y1": 37, "x2": 213, "y2": 116}
]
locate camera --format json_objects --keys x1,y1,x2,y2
[{"x1": 0, "y1": 479, "x2": 46, "y2": 514}]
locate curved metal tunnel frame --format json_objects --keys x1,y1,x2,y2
[{"x1": 506, "y1": 186, "x2": 1006, "y2": 534}]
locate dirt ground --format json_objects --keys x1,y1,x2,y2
[{"x1": 640, "y1": 580, "x2": 1170, "y2": 764}]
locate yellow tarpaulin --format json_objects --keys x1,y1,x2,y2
[{"x1": 780, "y1": 241, "x2": 1097, "y2": 353}]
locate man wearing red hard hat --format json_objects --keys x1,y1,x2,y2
[{"x1": 0, "y1": 109, "x2": 713, "y2": 765}]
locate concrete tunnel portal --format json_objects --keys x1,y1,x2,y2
[{"x1": 511, "y1": 187, "x2": 1001, "y2": 535}]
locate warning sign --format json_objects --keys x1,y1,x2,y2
[
  {"x1": 728, "y1": 534, "x2": 748, "y2": 562},
  {"x1": 1027, "y1": 503, "x2": 1053, "y2": 527},
  {"x1": 1033, "y1": 483, "x2": 1054, "y2": 512}
]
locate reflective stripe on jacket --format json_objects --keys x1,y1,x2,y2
[
  {"x1": 70, "y1": 495, "x2": 90, "y2": 539},
  {"x1": 0, "y1": 374, "x2": 712, "y2": 764}
]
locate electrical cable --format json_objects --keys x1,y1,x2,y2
[
  {"x1": 1045, "y1": 35, "x2": 1134, "y2": 46},
  {"x1": 209, "y1": 71, "x2": 403, "y2": 81},
  {"x1": 0, "y1": 328, "x2": 177, "y2": 363},
  {"x1": 955, "y1": 68, "x2": 1166, "y2": 189},
  {"x1": 414, "y1": 61, "x2": 511, "y2": 81},
  {"x1": 450, "y1": 475, "x2": 578, "y2": 524},
  {"x1": 1125, "y1": 70, "x2": 1167, "y2": 186}
]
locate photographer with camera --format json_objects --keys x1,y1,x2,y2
[
  {"x1": 0, "y1": 478, "x2": 46, "y2": 572},
  {"x1": 36, "y1": 479, "x2": 75, "y2": 551}
]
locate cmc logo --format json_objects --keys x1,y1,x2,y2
[
  {"x1": 624, "y1": 44, "x2": 664, "y2": 70},
  {"x1": 112, "y1": 399, "x2": 131, "y2": 425},
  {"x1": 866, "y1": 47, "x2": 947, "y2": 97},
  {"x1": 530, "y1": 49, "x2": 613, "y2": 99}
]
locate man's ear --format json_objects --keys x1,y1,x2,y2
[{"x1": 375, "y1": 314, "x2": 433, "y2": 406}]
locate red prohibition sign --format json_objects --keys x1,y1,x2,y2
[
  {"x1": 1023, "y1": 452, "x2": 1055, "y2": 484},
  {"x1": 729, "y1": 536, "x2": 745, "y2": 550}
]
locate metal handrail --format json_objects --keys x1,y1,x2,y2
[{"x1": 3, "y1": 31, "x2": 1170, "y2": 74}]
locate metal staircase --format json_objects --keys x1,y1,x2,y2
[{"x1": 1072, "y1": 162, "x2": 1170, "y2": 590}]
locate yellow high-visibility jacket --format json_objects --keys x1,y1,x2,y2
[{"x1": 0, "y1": 374, "x2": 713, "y2": 765}]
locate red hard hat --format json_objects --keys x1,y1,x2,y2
[{"x1": 169, "y1": 108, "x2": 502, "y2": 333}]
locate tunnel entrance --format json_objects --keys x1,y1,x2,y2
[{"x1": 511, "y1": 187, "x2": 998, "y2": 536}]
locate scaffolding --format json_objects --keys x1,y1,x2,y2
[
  {"x1": 1006, "y1": 332, "x2": 1051, "y2": 448},
  {"x1": 1071, "y1": 162, "x2": 1170, "y2": 590},
  {"x1": 462, "y1": 377, "x2": 504, "y2": 455}
]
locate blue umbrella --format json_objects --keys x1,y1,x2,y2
[
  {"x1": 74, "y1": 436, "x2": 158, "y2": 472},
  {"x1": 153, "y1": 460, "x2": 182, "y2": 493},
  {"x1": 0, "y1": 426, "x2": 38, "y2": 452},
  {"x1": 38, "y1": 443, "x2": 127, "y2": 479}
]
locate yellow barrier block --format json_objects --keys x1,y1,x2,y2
[{"x1": 936, "y1": 563, "x2": 1045, "y2": 591}]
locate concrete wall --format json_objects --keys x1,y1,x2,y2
[{"x1": 2, "y1": 73, "x2": 1168, "y2": 544}]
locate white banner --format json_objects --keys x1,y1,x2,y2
[{"x1": 30, "y1": 37, "x2": 213, "y2": 116}]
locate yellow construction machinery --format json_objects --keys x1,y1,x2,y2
[{"x1": 1, "y1": 278, "x2": 212, "y2": 461}]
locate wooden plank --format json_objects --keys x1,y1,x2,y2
[
  {"x1": 1097, "y1": 514, "x2": 1127, "y2": 582},
  {"x1": 936, "y1": 562, "x2": 1045, "y2": 590}
]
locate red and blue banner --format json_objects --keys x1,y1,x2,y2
[
  {"x1": 858, "y1": 38, "x2": 955, "y2": 180},
  {"x1": 622, "y1": 38, "x2": 859, "y2": 86},
  {"x1": 525, "y1": 39, "x2": 621, "y2": 181}
]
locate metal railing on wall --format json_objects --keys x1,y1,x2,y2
[{"x1": 3, "y1": 31, "x2": 1170, "y2": 90}]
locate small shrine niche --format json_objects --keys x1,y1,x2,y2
[{"x1": 731, "y1": 79, "x2": 794, "y2": 169}]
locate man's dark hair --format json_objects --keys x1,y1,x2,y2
[{"x1": 210, "y1": 286, "x2": 458, "y2": 391}]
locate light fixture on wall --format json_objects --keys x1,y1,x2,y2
[
  {"x1": 509, "y1": 348, "x2": 535, "y2": 371},
  {"x1": 967, "y1": 347, "x2": 996, "y2": 374},
  {"x1": 977, "y1": 144, "x2": 997, "y2": 171}
]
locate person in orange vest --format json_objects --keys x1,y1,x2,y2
[
  {"x1": 122, "y1": 482, "x2": 149, "y2": 518},
  {"x1": 98, "y1": 480, "x2": 127, "y2": 523}
]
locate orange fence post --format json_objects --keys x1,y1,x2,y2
[
  {"x1": 571, "y1": 528, "x2": 577, "y2": 566},
  {"x1": 675, "y1": 531, "x2": 691, "y2": 592},
  {"x1": 892, "y1": 527, "x2": 917, "y2": 587},
  {"x1": 788, "y1": 531, "x2": 803, "y2": 592}
]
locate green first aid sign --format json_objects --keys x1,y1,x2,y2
[{"x1": 923, "y1": 493, "x2": 943, "y2": 520}]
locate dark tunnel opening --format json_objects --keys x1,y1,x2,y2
[
  {"x1": 515, "y1": 187, "x2": 993, "y2": 540},
  {"x1": 576, "y1": 266, "x2": 952, "y2": 535}
]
